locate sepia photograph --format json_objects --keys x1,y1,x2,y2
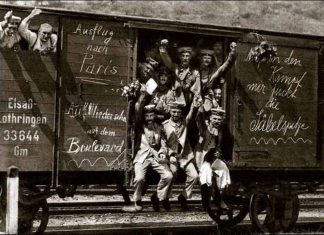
[{"x1": 0, "y1": 0, "x2": 323, "y2": 234}]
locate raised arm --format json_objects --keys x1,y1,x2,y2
[
  {"x1": 158, "y1": 129, "x2": 168, "y2": 157},
  {"x1": 18, "y1": 8, "x2": 41, "y2": 45},
  {"x1": 207, "y1": 42, "x2": 238, "y2": 88},
  {"x1": 49, "y1": 33, "x2": 58, "y2": 52},
  {"x1": 0, "y1": 10, "x2": 13, "y2": 29},
  {"x1": 134, "y1": 84, "x2": 148, "y2": 126},
  {"x1": 159, "y1": 39, "x2": 176, "y2": 71},
  {"x1": 185, "y1": 95, "x2": 201, "y2": 126},
  {"x1": 195, "y1": 106, "x2": 207, "y2": 134}
]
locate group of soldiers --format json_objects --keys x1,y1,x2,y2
[
  {"x1": 126, "y1": 38, "x2": 238, "y2": 212},
  {"x1": 0, "y1": 8, "x2": 57, "y2": 54}
]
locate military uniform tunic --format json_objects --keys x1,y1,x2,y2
[{"x1": 162, "y1": 106, "x2": 198, "y2": 199}]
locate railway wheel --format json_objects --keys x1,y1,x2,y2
[
  {"x1": 18, "y1": 184, "x2": 50, "y2": 234},
  {"x1": 19, "y1": 199, "x2": 49, "y2": 234},
  {"x1": 203, "y1": 183, "x2": 249, "y2": 227},
  {"x1": 249, "y1": 193, "x2": 299, "y2": 233},
  {"x1": 249, "y1": 193, "x2": 274, "y2": 233},
  {"x1": 0, "y1": 181, "x2": 50, "y2": 234},
  {"x1": 277, "y1": 194, "x2": 299, "y2": 232}
]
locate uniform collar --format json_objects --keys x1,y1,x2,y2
[
  {"x1": 169, "y1": 119, "x2": 183, "y2": 127},
  {"x1": 144, "y1": 123, "x2": 158, "y2": 130},
  {"x1": 179, "y1": 66, "x2": 191, "y2": 73}
]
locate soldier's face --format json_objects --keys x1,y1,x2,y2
[
  {"x1": 214, "y1": 89, "x2": 222, "y2": 101},
  {"x1": 213, "y1": 42, "x2": 223, "y2": 56},
  {"x1": 170, "y1": 109, "x2": 182, "y2": 122},
  {"x1": 39, "y1": 29, "x2": 52, "y2": 42},
  {"x1": 141, "y1": 63, "x2": 153, "y2": 79},
  {"x1": 6, "y1": 24, "x2": 18, "y2": 37},
  {"x1": 159, "y1": 74, "x2": 168, "y2": 85},
  {"x1": 144, "y1": 112, "x2": 155, "y2": 124},
  {"x1": 210, "y1": 114, "x2": 222, "y2": 128},
  {"x1": 202, "y1": 54, "x2": 212, "y2": 67},
  {"x1": 180, "y1": 52, "x2": 191, "y2": 67}
]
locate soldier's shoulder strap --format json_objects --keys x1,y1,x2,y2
[{"x1": 162, "y1": 119, "x2": 170, "y2": 126}]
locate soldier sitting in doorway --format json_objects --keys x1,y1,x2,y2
[
  {"x1": 18, "y1": 8, "x2": 57, "y2": 55},
  {"x1": 162, "y1": 98, "x2": 201, "y2": 211},
  {"x1": 124, "y1": 85, "x2": 173, "y2": 212},
  {"x1": 0, "y1": 10, "x2": 22, "y2": 50},
  {"x1": 195, "y1": 107, "x2": 231, "y2": 211},
  {"x1": 153, "y1": 66, "x2": 174, "y2": 123}
]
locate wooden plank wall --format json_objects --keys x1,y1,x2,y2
[
  {"x1": 233, "y1": 34, "x2": 318, "y2": 167},
  {"x1": 59, "y1": 17, "x2": 132, "y2": 172},
  {"x1": 0, "y1": 9, "x2": 58, "y2": 171}
]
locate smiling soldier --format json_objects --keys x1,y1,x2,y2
[
  {"x1": 19, "y1": 8, "x2": 57, "y2": 55},
  {"x1": 0, "y1": 10, "x2": 21, "y2": 50}
]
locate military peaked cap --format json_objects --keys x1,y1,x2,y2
[
  {"x1": 144, "y1": 104, "x2": 156, "y2": 113},
  {"x1": 177, "y1": 46, "x2": 193, "y2": 54},
  {"x1": 210, "y1": 107, "x2": 225, "y2": 117}
]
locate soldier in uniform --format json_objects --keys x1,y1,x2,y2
[
  {"x1": 138, "y1": 61, "x2": 156, "y2": 84},
  {"x1": 162, "y1": 98, "x2": 201, "y2": 210},
  {"x1": 212, "y1": 41, "x2": 224, "y2": 69},
  {"x1": 19, "y1": 8, "x2": 57, "y2": 55},
  {"x1": 200, "y1": 42, "x2": 237, "y2": 112},
  {"x1": 129, "y1": 86, "x2": 173, "y2": 212},
  {"x1": 207, "y1": 42, "x2": 238, "y2": 89},
  {"x1": 153, "y1": 66, "x2": 173, "y2": 123},
  {"x1": 0, "y1": 10, "x2": 21, "y2": 50},
  {"x1": 199, "y1": 48, "x2": 217, "y2": 112},
  {"x1": 211, "y1": 87, "x2": 222, "y2": 108},
  {"x1": 195, "y1": 107, "x2": 231, "y2": 211},
  {"x1": 159, "y1": 39, "x2": 201, "y2": 109}
]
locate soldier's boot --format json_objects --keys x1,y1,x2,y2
[
  {"x1": 161, "y1": 199, "x2": 171, "y2": 211},
  {"x1": 200, "y1": 184, "x2": 211, "y2": 211},
  {"x1": 178, "y1": 194, "x2": 189, "y2": 211},
  {"x1": 151, "y1": 192, "x2": 160, "y2": 211},
  {"x1": 134, "y1": 200, "x2": 143, "y2": 212}
]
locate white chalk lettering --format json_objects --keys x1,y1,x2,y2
[
  {"x1": 86, "y1": 127, "x2": 99, "y2": 136},
  {"x1": 114, "y1": 110, "x2": 126, "y2": 123},
  {"x1": 249, "y1": 109, "x2": 309, "y2": 136},
  {"x1": 265, "y1": 93, "x2": 280, "y2": 110},
  {"x1": 100, "y1": 127, "x2": 116, "y2": 136},
  {"x1": 73, "y1": 23, "x2": 114, "y2": 45},
  {"x1": 247, "y1": 82, "x2": 266, "y2": 94},
  {"x1": 65, "y1": 102, "x2": 126, "y2": 123},
  {"x1": 87, "y1": 44, "x2": 110, "y2": 55},
  {"x1": 80, "y1": 53, "x2": 118, "y2": 75},
  {"x1": 284, "y1": 50, "x2": 302, "y2": 66},
  {"x1": 64, "y1": 137, "x2": 124, "y2": 154}
]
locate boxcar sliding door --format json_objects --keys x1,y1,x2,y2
[
  {"x1": 58, "y1": 16, "x2": 133, "y2": 181},
  {"x1": 233, "y1": 33, "x2": 319, "y2": 168}
]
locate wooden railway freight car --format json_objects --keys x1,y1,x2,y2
[{"x1": 0, "y1": 4, "x2": 323, "y2": 233}]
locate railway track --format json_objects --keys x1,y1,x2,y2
[
  {"x1": 44, "y1": 218, "x2": 324, "y2": 234},
  {"x1": 47, "y1": 196, "x2": 324, "y2": 215},
  {"x1": 40, "y1": 185, "x2": 324, "y2": 234}
]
